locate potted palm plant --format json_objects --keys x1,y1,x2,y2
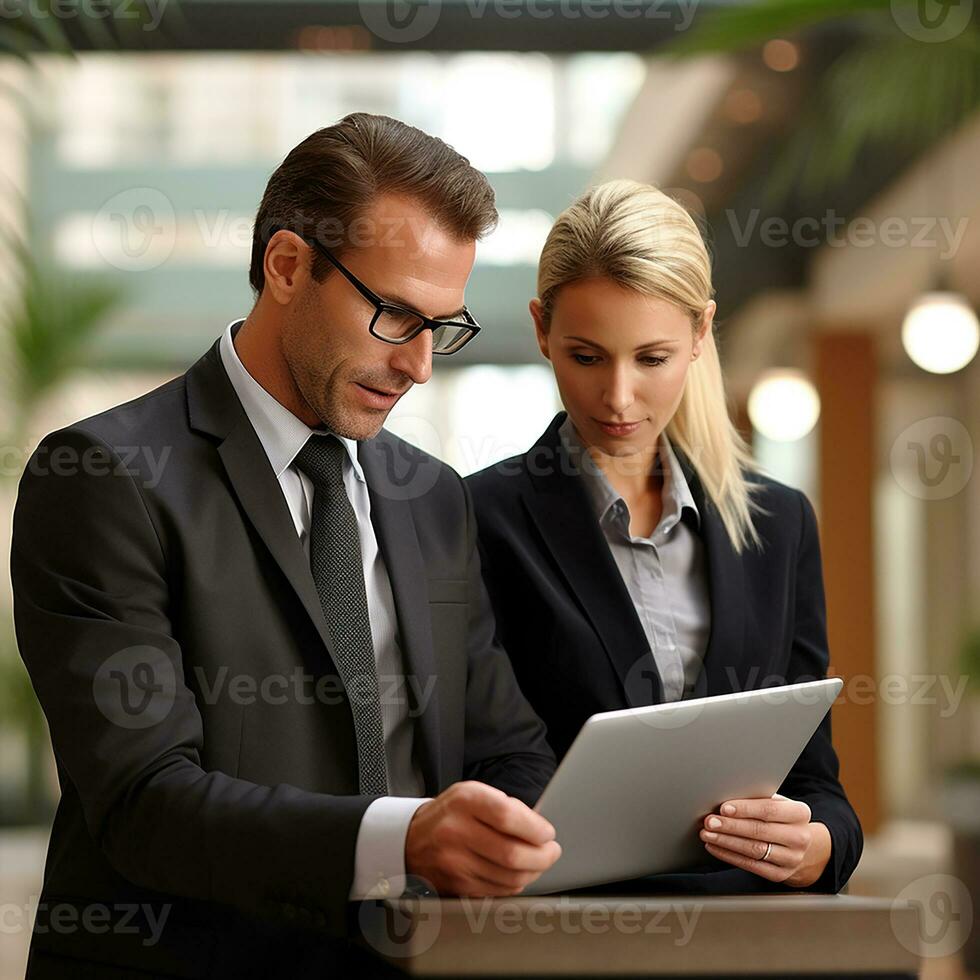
[
  {"x1": 0, "y1": 0, "x2": 181, "y2": 824},
  {"x1": 0, "y1": 216, "x2": 122, "y2": 825}
]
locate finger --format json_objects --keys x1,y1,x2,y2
[
  {"x1": 457, "y1": 853, "x2": 548, "y2": 893},
  {"x1": 703, "y1": 842, "x2": 786, "y2": 882},
  {"x1": 442, "y1": 869, "x2": 530, "y2": 898},
  {"x1": 465, "y1": 788, "x2": 557, "y2": 845},
  {"x1": 700, "y1": 829, "x2": 798, "y2": 866},
  {"x1": 716, "y1": 797, "x2": 811, "y2": 825},
  {"x1": 467, "y1": 874, "x2": 531, "y2": 897},
  {"x1": 702, "y1": 815, "x2": 809, "y2": 851},
  {"x1": 463, "y1": 819, "x2": 562, "y2": 873}
]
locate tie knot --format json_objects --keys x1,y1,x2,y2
[{"x1": 294, "y1": 433, "x2": 348, "y2": 489}]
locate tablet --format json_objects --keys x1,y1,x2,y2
[{"x1": 525, "y1": 677, "x2": 844, "y2": 895}]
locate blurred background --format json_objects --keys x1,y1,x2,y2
[{"x1": 1, "y1": 0, "x2": 979, "y2": 976}]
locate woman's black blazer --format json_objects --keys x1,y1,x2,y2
[{"x1": 466, "y1": 411, "x2": 863, "y2": 894}]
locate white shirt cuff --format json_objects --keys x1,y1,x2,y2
[{"x1": 348, "y1": 796, "x2": 432, "y2": 900}]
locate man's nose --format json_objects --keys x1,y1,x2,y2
[{"x1": 389, "y1": 328, "x2": 433, "y2": 386}]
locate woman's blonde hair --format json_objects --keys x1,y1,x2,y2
[{"x1": 537, "y1": 178, "x2": 768, "y2": 554}]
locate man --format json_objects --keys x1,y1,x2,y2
[{"x1": 11, "y1": 113, "x2": 560, "y2": 980}]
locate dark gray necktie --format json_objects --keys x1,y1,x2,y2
[{"x1": 294, "y1": 433, "x2": 389, "y2": 796}]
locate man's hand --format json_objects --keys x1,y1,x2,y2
[{"x1": 405, "y1": 781, "x2": 561, "y2": 896}]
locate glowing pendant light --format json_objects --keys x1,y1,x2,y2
[{"x1": 902, "y1": 291, "x2": 979, "y2": 375}]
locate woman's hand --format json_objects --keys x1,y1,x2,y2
[{"x1": 699, "y1": 792, "x2": 832, "y2": 887}]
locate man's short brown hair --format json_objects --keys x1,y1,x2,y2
[{"x1": 248, "y1": 112, "x2": 498, "y2": 295}]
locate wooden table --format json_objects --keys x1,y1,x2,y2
[{"x1": 356, "y1": 893, "x2": 921, "y2": 978}]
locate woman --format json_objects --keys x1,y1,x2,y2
[{"x1": 466, "y1": 180, "x2": 863, "y2": 895}]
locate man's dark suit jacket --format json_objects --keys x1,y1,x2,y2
[
  {"x1": 9, "y1": 336, "x2": 555, "y2": 979},
  {"x1": 466, "y1": 412, "x2": 863, "y2": 897}
]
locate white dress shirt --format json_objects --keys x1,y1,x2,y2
[
  {"x1": 219, "y1": 317, "x2": 429, "y2": 900},
  {"x1": 559, "y1": 416, "x2": 711, "y2": 702}
]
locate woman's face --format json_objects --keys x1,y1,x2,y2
[{"x1": 532, "y1": 276, "x2": 713, "y2": 460}]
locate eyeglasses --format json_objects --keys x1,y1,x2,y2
[{"x1": 281, "y1": 228, "x2": 482, "y2": 356}]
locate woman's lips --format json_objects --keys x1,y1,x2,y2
[{"x1": 595, "y1": 419, "x2": 642, "y2": 437}]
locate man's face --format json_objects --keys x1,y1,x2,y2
[{"x1": 281, "y1": 194, "x2": 476, "y2": 440}]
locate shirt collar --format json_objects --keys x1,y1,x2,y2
[
  {"x1": 558, "y1": 413, "x2": 700, "y2": 533},
  {"x1": 218, "y1": 318, "x2": 365, "y2": 483}
]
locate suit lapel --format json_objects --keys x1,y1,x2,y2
[
  {"x1": 186, "y1": 339, "x2": 340, "y2": 669},
  {"x1": 358, "y1": 433, "x2": 442, "y2": 795},
  {"x1": 522, "y1": 413, "x2": 750, "y2": 707},
  {"x1": 187, "y1": 339, "x2": 443, "y2": 792},
  {"x1": 521, "y1": 415, "x2": 665, "y2": 707},
  {"x1": 217, "y1": 418, "x2": 345, "y2": 668}
]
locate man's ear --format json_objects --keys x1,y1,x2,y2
[
  {"x1": 263, "y1": 230, "x2": 308, "y2": 306},
  {"x1": 530, "y1": 299, "x2": 551, "y2": 361}
]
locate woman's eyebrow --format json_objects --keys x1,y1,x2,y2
[
  {"x1": 564, "y1": 336, "x2": 679, "y2": 352},
  {"x1": 634, "y1": 339, "x2": 680, "y2": 350}
]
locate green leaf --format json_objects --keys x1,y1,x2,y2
[
  {"x1": 672, "y1": 0, "x2": 980, "y2": 201},
  {"x1": 0, "y1": 0, "x2": 181, "y2": 58},
  {"x1": 0, "y1": 215, "x2": 123, "y2": 432},
  {"x1": 0, "y1": 644, "x2": 42, "y2": 731},
  {"x1": 8, "y1": 268, "x2": 124, "y2": 413},
  {"x1": 668, "y1": 0, "x2": 890, "y2": 55},
  {"x1": 780, "y1": 29, "x2": 980, "y2": 196},
  {"x1": 0, "y1": 4, "x2": 74, "y2": 59}
]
